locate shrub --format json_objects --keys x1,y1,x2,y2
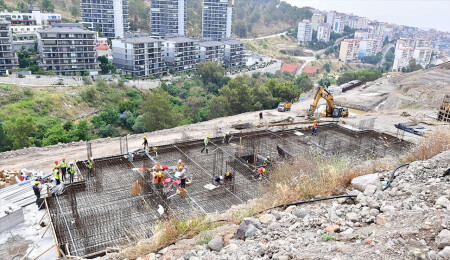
[{"x1": 403, "y1": 129, "x2": 450, "y2": 162}]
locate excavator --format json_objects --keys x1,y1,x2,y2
[{"x1": 307, "y1": 85, "x2": 349, "y2": 118}]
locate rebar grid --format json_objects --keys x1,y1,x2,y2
[{"x1": 47, "y1": 125, "x2": 408, "y2": 257}]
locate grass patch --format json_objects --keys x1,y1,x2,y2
[
  {"x1": 323, "y1": 235, "x2": 336, "y2": 242},
  {"x1": 403, "y1": 129, "x2": 450, "y2": 162},
  {"x1": 230, "y1": 207, "x2": 255, "y2": 224},
  {"x1": 195, "y1": 232, "x2": 214, "y2": 245}
]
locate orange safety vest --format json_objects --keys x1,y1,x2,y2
[
  {"x1": 177, "y1": 162, "x2": 184, "y2": 170},
  {"x1": 313, "y1": 122, "x2": 318, "y2": 129},
  {"x1": 154, "y1": 172, "x2": 162, "y2": 184}
]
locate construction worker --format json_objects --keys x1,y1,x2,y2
[
  {"x1": 201, "y1": 136, "x2": 210, "y2": 154},
  {"x1": 259, "y1": 112, "x2": 263, "y2": 120},
  {"x1": 213, "y1": 175, "x2": 223, "y2": 186},
  {"x1": 153, "y1": 146, "x2": 158, "y2": 157},
  {"x1": 68, "y1": 162, "x2": 75, "y2": 183},
  {"x1": 143, "y1": 136, "x2": 149, "y2": 150},
  {"x1": 264, "y1": 156, "x2": 271, "y2": 167},
  {"x1": 54, "y1": 166, "x2": 61, "y2": 185},
  {"x1": 177, "y1": 159, "x2": 184, "y2": 172},
  {"x1": 223, "y1": 132, "x2": 232, "y2": 144},
  {"x1": 224, "y1": 172, "x2": 233, "y2": 183},
  {"x1": 33, "y1": 181, "x2": 43, "y2": 208},
  {"x1": 54, "y1": 160, "x2": 59, "y2": 170},
  {"x1": 154, "y1": 171, "x2": 163, "y2": 189},
  {"x1": 60, "y1": 158, "x2": 67, "y2": 182},
  {"x1": 312, "y1": 120, "x2": 318, "y2": 136},
  {"x1": 87, "y1": 157, "x2": 94, "y2": 177},
  {"x1": 257, "y1": 167, "x2": 266, "y2": 179},
  {"x1": 179, "y1": 168, "x2": 187, "y2": 189}
]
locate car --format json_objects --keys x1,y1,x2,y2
[
  {"x1": 36, "y1": 75, "x2": 41, "y2": 78},
  {"x1": 18, "y1": 74, "x2": 25, "y2": 78},
  {"x1": 108, "y1": 78, "x2": 113, "y2": 81},
  {"x1": 123, "y1": 79, "x2": 129, "y2": 82}
]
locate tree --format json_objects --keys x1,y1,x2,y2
[
  {"x1": 207, "y1": 96, "x2": 230, "y2": 120},
  {"x1": 323, "y1": 63, "x2": 331, "y2": 73},
  {"x1": 17, "y1": 1, "x2": 28, "y2": 12},
  {"x1": 132, "y1": 115, "x2": 146, "y2": 133},
  {"x1": 0, "y1": 122, "x2": 12, "y2": 152},
  {"x1": 234, "y1": 21, "x2": 247, "y2": 38},
  {"x1": 69, "y1": 120, "x2": 90, "y2": 141},
  {"x1": 140, "y1": 89, "x2": 182, "y2": 131},
  {"x1": 98, "y1": 55, "x2": 116, "y2": 74},
  {"x1": 406, "y1": 58, "x2": 423, "y2": 72},
  {"x1": 0, "y1": 0, "x2": 7, "y2": 10},
  {"x1": 4, "y1": 116, "x2": 37, "y2": 149},
  {"x1": 42, "y1": 125, "x2": 68, "y2": 146},
  {"x1": 40, "y1": 0, "x2": 55, "y2": 12},
  {"x1": 361, "y1": 53, "x2": 382, "y2": 65},
  {"x1": 98, "y1": 124, "x2": 120, "y2": 137},
  {"x1": 219, "y1": 76, "x2": 253, "y2": 114},
  {"x1": 183, "y1": 96, "x2": 205, "y2": 123},
  {"x1": 196, "y1": 61, "x2": 224, "y2": 88}
]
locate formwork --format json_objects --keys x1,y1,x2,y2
[
  {"x1": 438, "y1": 94, "x2": 450, "y2": 123},
  {"x1": 46, "y1": 124, "x2": 409, "y2": 257}
]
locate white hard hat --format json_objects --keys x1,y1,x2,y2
[
  {"x1": 90, "y1": 157, "x2": 94, "y2": 160},
  {"x1": 178, "y1": 159, "x2": 181, "y2": 163},
  {"x1": 220, "y1": 176, "x2": 223, "y2": 180},
  {"x1": 70, "y1": 161, "x2": 74, "y2": 165}
]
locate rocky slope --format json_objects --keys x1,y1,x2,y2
[{"x1": 132, "y1": 150, "x2": 450, "y2": 260}]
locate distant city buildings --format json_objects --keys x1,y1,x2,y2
[
  {"x1": 392, "y1": 38, "x2": 432, "y2": 70},
  {"x1": 311, "y1": 14, "x2": 325, "y2": 31},
  {"x1": 150, "y1": 0, "x2": 186, "y2": 38},
  {"x1": 358, "y1": 38, "x2": 382, "y2": 59},
  {"x1": 326, "y1": 11, "x2": 335, "y2": 26},
  {"x1": 198, "y1": 40, "x2": 224, "y2": 63},
  {"x1": 317, "y1": 23, "x2": 331, "y2": 42},
  {"x1": 112, "y1": 34, "x2": 164, "y2": 77},
  {"x1": 0, "y1": 20, "x2": 18, "y2": 73},
  {"x1": 0, "y1": 9, "x2": 61, "y2": 27},
  {"x1": 222, "y1": 38, "x2": 244, "y2": 68},
  {"x1": 339, "y1": 39, "x2": 360, "y2": 61},
  {"x1": 297, "y1": 20, "x2": 312, "y2": 43},
  {"x1": 162, "y1": 36, "x2": 198, "y2": 73},
  {"x1": 80, "y1": 0, "x2": 129, "y2": 38},
  {"x1": 332, "y1": 17, "x2": 344, "y2": 34},
  {"x1": 37, "y1": 24, "x2": 99, "y2": 75},
  {"x1": 202, "y1": 0, "x2": 233, "y2": 40}
]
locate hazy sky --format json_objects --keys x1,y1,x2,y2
[{"x1": 283, "y1": 0, "x2": 450, "y2": 32}]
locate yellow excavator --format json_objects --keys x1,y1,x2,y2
[{"x1": 307, "y1": 85, "x2": 349, "y2": 118}]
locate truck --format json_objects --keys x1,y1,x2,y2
[{"x1": 278, "y1": 102, "x2": 292, "y2": 112}]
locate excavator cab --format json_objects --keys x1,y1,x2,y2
[{"x1": 309, "y1": 85, "x2": 349, "y2": 118}]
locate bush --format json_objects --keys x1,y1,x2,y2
[
  {"x1": 403, "y1": 130, "x2": 450, "y2": 162},
  {"x1": 98, "y1": 124, "x2": 120, "y2": 137}
]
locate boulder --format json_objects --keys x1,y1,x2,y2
[
  {"x1": 438, "y1": 247, "x2": 450, "y2": 259},
  {"x1": 351, "y1": 174, "x2": 381, "y2": 192},
  {"x1": 207, "y1": 236, "x2": 224, "y2": 252},
  {"x1": 293, "y1": 208, "x2": 310, "y2": 219},
  {"x1": 363, "y1": 184, "x2": 378, "y2": 196},
  {"x1": 347, "y1": 212, "x2": 359, "y2": 222},
  {"x1": 245, "y1": 224, "x2": 258, "y2": 238},
  {"x1": 436, "y1": 229, "x2": 450, "y2": 249},
  {"x1": 376, "y1": 214, "x2": 387, "y2": 225},
  {"x1": 259, "y1": 214, "x2": 276, "y2": 224},
  {"x1": 436, "y1": 196, "x2": 450, "y2": 209},
  {"x1": 236, "y1": 218, "x2": 260, "y2": 240}
]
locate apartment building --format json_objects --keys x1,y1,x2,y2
[
  {"x1": 382, "y1": 27, "x2": 394, "y2": 41},
  {"x1": 222, "y1": 38, "x2": 244, "y2": 68},
  {"x1": 197, "y1": 40, "x2": 224, "y2": 63},
  {"x1": 150, "y1": 0, "x2": 186, "y2": 38},
  {"x1": 332, "y1": 17, "x2": 344, "y2": 34},
  {"x1": 311, "y1": 14, "x2": 325, "y2": 31},
  {"x1": 358, "y1": 38, "x2": 382, "y2": 59},
  {"x1": 0, "y1": 9, "x2": 62, "y2": 26},
  {"x1": 162, "y1": 36, "x2": 197, "y2": 73},
  {"x1": 297, "y1": 20, "x2": 312, "y2": 43},
  {"x1": 202, "y1": 0, "x2": 233, "y2": 40},
  {"x1": 0, "y1": 20, "x2": 18, "y2": 73},
  {"x1": 112, "y1": 34, "x2": 164, "y2": 77},
  {"x1": 80, "y1": 0, "x2": 129, "y2": 38},
  {"x1": 356, "y1": 17, "x2": 368, "y2": 29},
  {"x1": 38, "y1": 24, "x2": 99, "y2": 75},
  {"x1": 317, "y1": 23, "x2": 331, "y2": 42},
  {"x1": 326, "y1": 11, "x2": 335, "y2": 25},
  {"x1": 339, "y1": 39, "x2": 360, "y2": 61},
  {"x1": 413, "y1": 39, "x2": 432, "y2": 68},
  {"x1": 392, "y1": 38, "x2": 415, "y2": 70},
  {"x1": 354, "y1": 29, "x2": 370, "y2": 40}
]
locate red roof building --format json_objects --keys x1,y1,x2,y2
[
  {"x1": 302, "y1": 66, "x2": 322, "y2": 76},
  {"x1": 97, "y1": 43, "x2": 109, "y2": 50},
  {"x1": 281, "y1": 64, "x2": 300, "y2": 74}
]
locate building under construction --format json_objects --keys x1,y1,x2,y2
[{"x1": 45, "y1": 123, "x2": 408, "y2": 257}]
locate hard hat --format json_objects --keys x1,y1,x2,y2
[
  {"x1": 153, "y1": 147, "x2": 157, "y2": 150},
  {"x1": 207, "y1": 136, "x2": 210, "y2": 138},
  {"x1": 70, "y1": 161, "x2": 74, "y2": 165},
  {"x1": 55, "y1": 161, "x2": 58, "y2": 164},
  {"x1": 35, "y1": 181, "x2": 39, "y2": 185},
  {"x1": 262, "y1": 168, "x2": 266, "y2": 172},
  {"x1": 178, "y1": 159, "x2": 181, "y2": 163},
  {"x1": 220, "y1": 176, "x2": 223, "y2": 180},
  {"x1": 314, "y1": 120, "x2": 317, "y2": 122},
  {"x1": 143, "y1": 136, "x2": 147, "y2": 139},
  {"x1": 90, "y1": 157, "x2": 94, "y2": 161},
  {"x1": 62, "y1": 158, "x2": 66, "y2": 161},
  {"x1": 226, "y1": 172, "x2": 230, "y2": 176}
]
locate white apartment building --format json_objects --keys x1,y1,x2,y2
[
  {"x1": 382, "y1": 27, "x2": 394, "y2": 41},
  {"x1": 358, "y1": 38, "x2": 382, "y2": 59},
  {"x1": 357, "y1": 17, "x2": 368, "y2": 29},
  {"x1": 0, "y1": 9, "x2": 61, "y2": 26},
  {"x1": 202, "y1": 0, "x2": 233, "y2": 40},
  {"x1": 392, "y1": 38, "x2": 416, "y2": 70},
  {"x1": 311, "y1": 14, "x2": 325, "y2": 31},
  {"x1": 80, "y1": 0, "x2": 129, "y2": 38},
  {"x1": 339, "y1": 39, "x2": 360, "y2": 61},
  {"x1": 162, "y1": 36, "x2": 198, "y2": 73},
  {"x1": 332, "y1": 17, "x2": 344, "y2": 34},
  {"x1": 317, "y1": 23, "x2": 331, "y2": 42},
  {"x1": 297, "y1": 20, "x2": 312, "y2": 43},
  {"x1": 150, "y1": 0, "x2": 186, "y2": 38},
  {"x1": 326, "y1": 11, "x2": 335, "y2": 25},
  {"x1": 413, "y1": 39, "x2": 432, "y2": 68},
  {"x1": 0, "y1": 20, "x2": 18, "y2": 73},
  {"x1": 354, "y1": 30, "x2": 369, "y2": 40}
]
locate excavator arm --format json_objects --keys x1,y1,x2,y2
[{"x1": 308, "y1": 86, "x2": 336, "y2": 117}]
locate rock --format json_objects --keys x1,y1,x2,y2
[
  {"x1": 293, "y1": 208, "x2": 310, "y2": 219},
  {"x1": 351, "y1": 174, "x2": 381, "y2": 192},
  {"x1": 380, "y1": 205, "x2": 395, "y2": 213},
  {"x1": 207, "y1": 236, "x2": 224, "y2": 252},
  {"x1": 369, "y1": 209, "x2": 380, "y2": 217},
  {"x1": 364, "y1": 184, "x2": 378, "y2": 196},
  {"x1": 268, "y1": 222, "x2": 281, "y2": 231},
  {"x1": 332, "y1": 185, "x2": 346, "y2": 196},
  {"x1": 347, "y1": 212, "x2": 359, "y2": 222},
  {"x1": 245, "y1": 224, "x2": 258, "y2": 239},
  {"x1": 288, "y1": 222, "x2": 301, "y2": 232},
  {"x1": 259, "y1": 214, "x2": 276, "y2": 224},
  {"x1": 436, "y1": 229, "x2": 450, "y2": 249},
  {"x1": 376, "y1": 214, "x2": 387, "y2": 225},
  {"x1": 341, "y1": 228, "x2": 354, "y2": 235},
  {"x1": 436, "y1": 196, "x2": 450, "y2": 209},
  {"x1": 236, "y1": 218, "x2": 260, "y2": 240},
  {"x1": 438, "y1": 247, "x2": 450, "y2": 259},
  {"x1": 325, "y1": 225, "x2": 340, "y2": 232},
  {"x1": 183, "y1": 251, "x2": 196, "y2": 260}
]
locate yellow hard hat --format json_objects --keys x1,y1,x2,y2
[
  {"x1": 143, "y1": 136, "x2": 147, "y2": 139},
  {"x1": 35, "y1": 181, "x2": 39, "y2": 185},
  {"x1": 153, "y1": 147, "x2": 157, "y2": 150},
  {"x1": 262, "y1": 168, "x2": 266, "y2": 172},
  {"x1": 226, "y1": 172, "x2": 230, "y2": 176},
  {"x1": 207, "y1": 136, "x2": 210, "y2": 138},
  {"x1": 314, "y1": 120, "x2": 317, "y2": 122}
]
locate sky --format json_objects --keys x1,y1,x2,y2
[{"x1": 283, "y1": 0, "x2": 450, "y2": 32}]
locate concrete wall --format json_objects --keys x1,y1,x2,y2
[{"x1": 0, "y1": 207, "x2": 24, "y2": 233}]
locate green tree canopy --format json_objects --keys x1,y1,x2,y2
[
  {"x1": 140, "y1": 89, "x2": 182, "y2": 131},
  {"x1": 4, "y1": 116, "x2": 37, "y2": 149},
  {"x1": 40, "y1": 0, "x2": 55, "y2": 12},
  {"x1": 196, "y1": 61, "x2": 225, "y2": 88}
]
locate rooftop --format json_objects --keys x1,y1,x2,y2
[
  {"x1": 39, "y1": 24, "x2": 94, "y2": 34},
  {"x1": 302, "y1": 65, "x2": 322, "y2": 74},
  {"x1": 281, "y1": 64, "x2": 300, "y2": 74},
  {"x1": 199, "y1": 40, "x2": 223, "y2": 47},
  {"x1": 121, "y1": 35, "x2": 162, "y2": 44},
  {"x1": 97, "y1": 43, "x2": 109, "y2": 50},
  {"x1": 221, "y1": 38, "x2": 243, "y2": 45},
  {"x1": 164, "y1": 36, "x2": 197, "y2": 43}
]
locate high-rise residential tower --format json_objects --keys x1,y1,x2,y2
[
  {"x1": 0, "y1": 20, "x2": 18, "y2": 73},
  {"x1": 202, "y1": 0, "x2": 233, "y2": 40},
  {"x1": 80, "y1": 0, "x2": 129, "y2": 38},
  {"x1": 150, "y1": 0, "x2": 186, "y2": 38},
  {"x1": 297, "y1": 20, "x2": 312, "y2": 43}
]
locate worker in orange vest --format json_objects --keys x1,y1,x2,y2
[
  {"x1": 177, "y1": 159, "x2": 184, "y2": 172},
  {"x1": 312, "y1": 120, "x2": 318, "y2": 136}
]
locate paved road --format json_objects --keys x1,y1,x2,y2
[{"x1": 242, "y1": 31, "x2": 288, "y2": 41}]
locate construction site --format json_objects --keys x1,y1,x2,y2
[{"x1": 42, "y1": 123, "x2": 409, "y2": 257}]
